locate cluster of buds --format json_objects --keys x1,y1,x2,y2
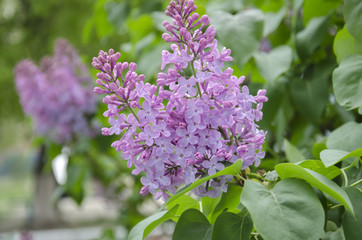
[
  {"x1": 14, "y1": 39, "x2": 96, "y2": 144},
  {"x1": 93, "y1": 0, "x2": 267, "y2": 200}
]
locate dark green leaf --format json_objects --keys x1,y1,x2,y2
[
  {"x1": 298, "y1": 160, "x2": 342, "y2": 179},
  {"x1": 240, "y1": 179, "x2": 325, "y2": 240},
  {"x1": 211, "y1": 9, "x2": 264, "y2": 69},
  {"x1": 275, "y1": 163, "x2": 354, "y2": 214},
  {"x1": 173, "y1": 209, "x2": 212, "y2": 240},
  {"x1": 128, "y1": 205, "x2": 179, "y2": 240},
  {"x1": 253, "y1": 45, "x2": 292, "y2": 82},
  {"x1": 332, "y1": 55, "x2": 362, "y2": 113},
  {"x1": 209, "y1": 184, "x2": 243, "y2": 223},
  {"x1": 326, "y1": 122, "x2": 362, "y2": 152},
  {"x1": 290, "y1": 62, "x2": 332, "y2": 125},
  {"x1": 342, "y1": 187, "x2": 362, "y2": 240},
  {"x1": 344, "y1": 0, "x2": 362, "y2": 43},
  {"x1": 333, "y1": 26, "x2": 362, "y2": 63},
  {"x1": 320, "y1": 148, "x2": 362, "y2": 167},
  {"x1": 212, "y1": 213, "x2": 252, "y2": 240},
  {"x1": 296, "y1": 15, "x2": 331, "y2": 59}
]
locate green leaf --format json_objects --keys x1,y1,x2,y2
[
  {"x1": 209, "y1": 184, "x2": 243, "y2": 223},
  {"x1": 128, "y1": 205, "x2": 179, "y2": 240},
  {"x1": 202, "y1": 196, "x2": 221, "y2": 217},
  {"x1": 326, "y1": 122, "x2": 362, "y2": 152},
  {"x1": 210, "y1": 9, "x2": 264, "y2": 69},
  {"x1": 275, "y1": 163, "x2": 354, "y2": 214},
  {"x1": 320, "y1": 148, "x2": 362, "y2": 167},
  {"x1": 173, "y1": 209, "x2": 212, "y2": 240},
  {"x1": 283, "y1": 139, "x2": 305, "y2": 163},
  {"x1": 303, "y1": 0, "x2": 341, "y2": 25},
  {"x1": 344, "y1": 0, "x2": 362, "y2": 43},
  {"x1": 298, "y1": 160, "x2": 342, "y2": 179},
  {"x1": 333, "y1": 26, "x2": 362, "y2": 63},
  {"x1": 312, "y1": 139, "x2": 327, "y2": 159},
  {"x1": 290, "y1": 62, "x2": 332, "y2": 125},
  {"x1": 240, "y1": 179, "x2": 325, "y2": 240},
  {"x1": 263, "y1": 6, "x2": 287, "y2": 37},
  {"x1": 253, "y1": 45, "x2": 292, "y2": 82},
  {"x1": 167, "y1": 195, "x2": 200, "y2": 221},
  {"x1": 163, "y1": 160, "x2": 243, "y2": 209},
  {"x1": 332, "y1": 55, "x2": 362, "y2": 113},
  {"x1": 212, "y1": 213, "x2": 253, "y2": 240},
  {"x1": 296, "y1": 15, "x2": 331, "y2": 59},
  {"x1": 342, "y1": 187, "x2": 362, "y2": 240}
]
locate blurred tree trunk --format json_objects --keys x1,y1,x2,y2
[{"x1": 31, "y1": 144, "x2": 60, "y2": 228}]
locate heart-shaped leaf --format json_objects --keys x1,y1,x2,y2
[
  {"x1": 173, "y1": 209, "x2": 212, "y2": 240},
  {"x1": 275, "y1": 163, "x2": 354, "y2": 214},
  {"x1": 254, "y1": 45, "x2": 292, "y2": 82},
  {"x1": 241, "y1": 179, "x2": 325, "y2": 240},
  {"x1": 212, "y1": 212, "x2": 253, "y2": 240},
  {"x1": 326, "y1": 122, "x2": 362, "y2": 152},
  {"x1": 332, "y1": 55, "x2": 362, "y2": 113}
]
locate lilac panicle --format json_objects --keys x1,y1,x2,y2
[
  {"x1": 14, "y1": 39, "x2": 96, "y2": 144},
  {"x1": 93, "y1": 0, "x2": 268, "y2": 200}
]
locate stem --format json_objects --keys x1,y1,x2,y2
[
  {"x1": 330, "y1": 204, "x2": 342, "y2": 210},
  {"x1": 247, "y1": 173, "x2": 264, "y2": 181},
  {"x1": 351, "y1": 178, "x2": 362, "y2": 187},
  {"x1": 126, "y1": 102, "x2": 140, "y2": 123},
  {"x1": 341, "y1": 169, "x2": 348, "y2": 187},
  {"x1": 190, "y1": 62, "x2": 202, "y2": 97}
]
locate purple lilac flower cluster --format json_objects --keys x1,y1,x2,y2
[
  {"x1": 15, "y1": 39, "x2": 96, "y2": 144},
  {"x1": 93, "y1": 0, "x2": 267, "y2": 200}
]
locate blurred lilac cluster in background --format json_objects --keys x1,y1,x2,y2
[{"x1": 14, "y1": 39, "x2": 96, "y2": 144}]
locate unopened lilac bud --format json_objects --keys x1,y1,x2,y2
[
  {"x1": 104, "y1": 63, "x2": 111, "y2": 73},
  {"x1": 225, "y1": 152, "x2": 232, "y2": 161},
  {"x1": 108, "y1": 49, "x2": 114, "y2": 55},
  {"x1": 216, "y1": 148, "x2": 226, "y2": 157},
  {"x1": 129, "y1": 62, "x2": 137, "y2": 71},
  {"x1": 162, "y1": 33, "x2": 173, "y2": 42},
  {"x1": 186, "y1": 158, "x2": 197, "y2": 166},
  {"x1": 130, "y1": 101, "x2": 138, "y2": 108},
  {"x1": 140, "y1": 186, "x2": 149, "y2": 196},
  {"x1": 138, "y1": 74, "x2": 145, "y2": 81},
  {"x1": 109, "y1": 82, "x2": 118, "y2": 91},
  {"x1": 179, "y1": 122, "x2": 187, "y2": 128},
  {"x1": 191, "y1": 13, "x2": 199, "y2": 21},
  {"x1": 101, "y1": 128, "x2": 110, "y2": 135},
  {"x1": 194, "y1": 152, "x2": 205, "y2": 161},
  {"x1": 94, "y1": 87, "x2": 106, "y2": 94},
  {"x1": 223, "y1": 101, "x2": 233, "y2": 108},
  {"x1": 200, "y1": 15, "x2": 209, "y2": 25}
]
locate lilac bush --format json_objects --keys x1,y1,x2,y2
[
  {"x1": 14, "y1": 39, "x2": 96, "y2": 144},
  {"x1": 92, "y1": 0, "x2": 267, "y2": 200}
]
